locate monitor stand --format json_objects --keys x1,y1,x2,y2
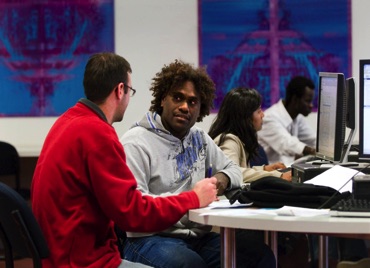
[{"x1": 339, "y1": 127, "x2": 356, "y2": 164}]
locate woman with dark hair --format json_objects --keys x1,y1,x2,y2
[
  {"x1": 209, "y1": 89, "x2": 368, "y2": 266},
  {"x1": 209, "y1": 87, "x2": 291, "y2": 182}
]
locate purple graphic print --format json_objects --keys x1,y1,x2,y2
[
  {"x1": 0, "y1": 0, "x2": 114, "y2": 116},
  {"x1": 199, "y1": 0, "x2": 351, "y2": 111}
]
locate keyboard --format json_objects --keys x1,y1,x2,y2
[{"x1": 330, "y1": 198, "x2": 370, "y2": 217}]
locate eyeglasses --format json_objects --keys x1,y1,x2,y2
[{"x1": 124, "y1": 84, "x2": 136, "y2": 97}]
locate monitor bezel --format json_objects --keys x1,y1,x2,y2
[
  {"x1": 359, "y1": 59, "x2": 370, "y2": 161},
  {"x1": 315, "y1": 72, "x2": 346, "y2": 162}
]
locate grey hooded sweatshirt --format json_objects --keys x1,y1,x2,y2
[{"x1": 120, "y1": 111, "x2": 242, "y2": 238}]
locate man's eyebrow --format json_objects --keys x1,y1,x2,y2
[{"x1": 170, "y1": 90, "x2": 182, "y2": 95}]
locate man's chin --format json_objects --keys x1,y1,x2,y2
[{"x1": 113, "y1": 114, "x2": 124, "y2": 123}]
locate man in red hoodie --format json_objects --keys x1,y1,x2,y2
[{"x1": 31, "y1": 52, "x2": 218, "y2": 268}]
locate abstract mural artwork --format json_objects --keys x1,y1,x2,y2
[
  {"x1": 199, "y1": 0, "x2": 351, "y2": 111},
  {"x1": 0, "y1": 0, "x2": 114, "y2": 116}
]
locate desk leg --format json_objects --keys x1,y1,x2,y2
[
  {"x1": 220, "y1": 227, "x2": 236, "y2": 268},
  {"x1": 264, "y1": 231, "x2": 278, "y2": 268},
  {"x1": 318, "y1": 235, "x2": 328, "y2": 268},
  {"x1": 270, "y1": 231, "x2": 278, "y2": 268},
  {"x1": 264, "y1": 230, "x2": 269, "y2": 245}
]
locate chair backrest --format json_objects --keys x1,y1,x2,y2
[
  {"x1": 250, "y1": 144, "x2": 269, "y2": 166},
  {"x1": 0, "y1": 141, "x2": 20, "y2": 191},
  {"x1": 0, "y1": 182, "x2": 49, "y2": 268},
  {"x1": 337, "y1": 258, "x2": 370, "y2": 268}
]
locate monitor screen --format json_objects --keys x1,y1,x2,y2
[
  {"x1": 316, "y1": 72, "x2": 346, "y2": 162},
  {"x1": 359, "y1": 60, "x2": 370, "y2": 161}
]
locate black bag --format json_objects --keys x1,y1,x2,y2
[{"x1": 227, "y1": 176, "x2": 351, "y2": 209}]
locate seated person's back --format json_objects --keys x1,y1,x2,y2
[{"x1": 258, "y1": 76, "x2": 316, "y2": 165}]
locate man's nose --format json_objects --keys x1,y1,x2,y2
[{"x1": 179, "y1": 101, "x2": 189, "y2": 111}]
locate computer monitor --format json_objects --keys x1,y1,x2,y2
[
  {"x1": 316, "y1": 72, "x2": 346, "y2": 162},
  {"x1": 359, "y1": 59, "x2": 370, "y2": 162}
]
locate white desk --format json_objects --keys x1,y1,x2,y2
[{"x1": 188, "y1": 207, "x2": 370, "y2": 268}]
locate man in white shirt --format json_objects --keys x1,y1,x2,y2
[{"x1": 258, "y1": 76, "x2": 316, "y2": 165}]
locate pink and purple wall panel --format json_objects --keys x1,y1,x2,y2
[
  {"x1": 0, "y1": 0, "x2": 114, "y2": 116},
  {"x1": 199, "y1": 0, "x2": 351, "y2": 111}
]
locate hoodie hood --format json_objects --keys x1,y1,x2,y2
[{"x1": 131, "y1": 111, "x2": 181, "y2": 142}]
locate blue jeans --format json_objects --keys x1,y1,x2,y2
[{"x1": 123, "y1": 230, "x2": 276, "y2": 268}]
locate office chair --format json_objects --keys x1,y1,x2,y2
[
  {"x1": 337, "y1": 258, "x2": 370, "y2": 268},
  {"x1": 0, "y1": 182, "x2": 49, "y2": 268},
  {"x1": 0, "y1": 141, "x2": 21, "y2": 192},
  {"x1": 250, "y1": 144, "x2": 269, "y2": 166}
]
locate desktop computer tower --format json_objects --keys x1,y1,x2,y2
[
  {"x1": 291, "y1": 163, "x2": 330, "y2": 183},
  {"x1": 292, "y1": 162, "x2": 370, "y2": 183},
  {"x1": 352, "y1": 175, "x2": 370, "y2": 199}
]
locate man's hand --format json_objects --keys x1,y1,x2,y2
[
  {"x1": 192, "y1": 177, "x2": 218, "y2": 207},
  {"x1": 213, "y1": 173, "x2": 230, "y2": 196},
  {"x1": 303, "y1": 146, "x2": 316, "y2": 156}
]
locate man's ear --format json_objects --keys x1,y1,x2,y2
[
  {"x1": 290, "y1": 95, "x2": 299, "y2": 105},
  {"x1": 115, "y1": 83, "x2": 124, "y2": 99},
  {"x1": 293, "y1": 95, "x2": 302, "y2": 110}
]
